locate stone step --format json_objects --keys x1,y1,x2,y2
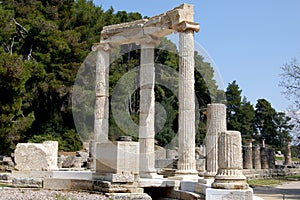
[{"x1": 43, "y1": 178, "x2": 93, "y2": 190}]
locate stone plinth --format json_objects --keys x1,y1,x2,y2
[
  {"x1": 206, "y1": 188, "x2": 253, "y2": 200},
  {"x1": 95, "y1": 141, "x2": 139, "y2": 182},
  {"x1": 205, "y1": 104, "x2": 226, "y2": 179},
  {"x1": 14, "y1": 141, "x2": 58, "y2": 171},
  {"x1": 212, "y1": 131, "x2": 248, "y2": 190},
  {"x1": 252, "y1": 145, "x2": 261, "y2": 169}
]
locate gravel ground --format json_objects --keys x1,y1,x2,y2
[{"x1": 0, "y1": 188, "x2": 108, "y2": 200}]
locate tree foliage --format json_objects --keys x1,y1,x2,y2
[{"x1": 0, "y1": 0, "x2": 224, "y2": 153}]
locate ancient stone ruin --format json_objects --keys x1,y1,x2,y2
[{"x1": 5, "y1": 4, "x2": 299, "y2": 200}]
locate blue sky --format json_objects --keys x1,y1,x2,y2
[{"x1": 93, "y1": 0, "x2": 300, "y2": 111}]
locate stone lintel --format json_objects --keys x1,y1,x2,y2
[{"x1": 98, "y1": 4, "x2": 198, "y2": 46}]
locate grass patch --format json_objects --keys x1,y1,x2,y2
[
  {"x1": 284, "y1": 175, "x2": 300, "y2": 180},
  {"x1": 275, "y1": 156, "x2": 284, "y2": 161},
  {"x1": 247, "y1": 179, "x2": 282, "y2": 187},
  {"x1": 0, "y1": 182, "x2": 12, "y2": 187},
  {"x1": 292, "y1": 157, "x2": 300, "y2": 161}
]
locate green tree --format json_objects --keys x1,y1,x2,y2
[
  {"x1": 225, "y1": 81, "x2": 255, "y2": 139},
  {"x1": 254, "y1": 99, "x2": 293, "y2": 149}
]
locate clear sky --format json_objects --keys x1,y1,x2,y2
[{"x1": 93, "y1": 0, "x2": 300, "y2": 111}]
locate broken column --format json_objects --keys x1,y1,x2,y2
[
  {"x1": 204, "y1": 104, "x2": 227, "y2": 178},
  {"x1": 212, "y1": 131, "x2": 248, "y2": 189},
  {"x1": 285, "y1": 141, "x2": 292, "y2": 165},
  {"x1": 175, "y1": 21, "x2": 199, "y2": 178},
  {"x1": 243, "y1": 139, "x2": 253, "y2": 169},
  {"x1": 252, "y1": 145, "x2": 261, "y2": 169},
  {"x1": 139, "y1": 41, "x2": 162, "y2": 178}
]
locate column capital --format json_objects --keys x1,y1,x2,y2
[
  {"x1": 174, "y1": 21, "x2": 200, "y2": 33},
  {"x1": 92, "y1": 42, "x2": 112, "y2": 52}
]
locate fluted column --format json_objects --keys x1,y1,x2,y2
[
  {"x1": 204, "y1": 104, "x2": 227, "y2": 178},
  {"x1": 212, "y1": 131, "x2": 248, "y2": 190},
  {"x1": 139, "y1": 42, "x2": 162, "y2": 178},
  {"x1": 175, "y1": 22, "x2": 199, "y2": 178}
]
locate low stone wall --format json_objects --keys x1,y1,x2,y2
[{"x1": 243, "y1": 167, "x2": 300, "y2": 179}]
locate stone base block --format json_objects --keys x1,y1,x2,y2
[
  {"x1": 93, "y1": 180, "x2": 143, "y2": 193},
  {"x1": 95, "y1": 142, "x2": 139, "y2": 175},
  {"x1": 12, "y1": 177, "x2": 43, "y2": 188},
  {"x1": 195, "y1": 178, "x2": 214, "y2": 195},
  {"x1": 106, "y1": 193, "x2": 151, "y2": 200},
  {"x1": 170, "y1": 174, "x2": 199, "y2": 181},
  {"x1": 180, "y1": 181, "x2": 197, "y2": 192},
  {"x1": 43, "y1": 178, "x2": 93, "y2": 190},
  {"x1": 138, "y1": 178, "x2": 179, "y2": 188},
  {"x1": 140, "y1": 172, "x2": 163, "y2": 179},
  {"x1": 206, "y1": 188, "x2": 253, "y2": 200},
  {"x1": 94, "y1": 173, "x2": 137, "y2": 183}
]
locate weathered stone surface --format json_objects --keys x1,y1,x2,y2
[
  {"x1": 260, "y1": 147, "x2": 269, "y2": 169},
  {"x1": 43, "y1": 178, "x2": 93, "y2": 190},
  {"x1": 0, "y1": 173, "x2": 11, "y2": 181},
  {"x1": 252, "y1": 145, "x2": 261, "y2": 169},
  {"x1": 212, "y1": 131, "x2": 248, "y2": 190},
  {"x1": 205, "y1": 104, "x2": 226, "y2": 178},
  {"x1": 14, "y1": 141, "x2": 58, "y2": 171},
  {"x1": 106, "y1": 193, "x2": 152, "y2": 200},
  {"x1": 285, "y1": 141, "x2": 292, "y2": 165},
  {"x1": 175, "y1": 29, "x2": 198, "y2": 179},
  {"x1": 12, "y1": 177, "x2": 43, "y2": 188},
  {"x1": 206, "y1": 188, "x2": 253, "y2": 200},
  {"x1": 95, "y1": 141, "x2": 139, "y2": 180}
]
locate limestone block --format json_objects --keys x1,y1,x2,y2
[
  {"x1": 95, "y1": 141, "x2": 139, "y2": 175},
  {"x1": 12, "y1": 177, "x2": 43, "y2": 188},
  {"x1": 206, "y1": 188, "x2": 253, "y2": 200},
  {"x1": 14, "y1": 141, "x2": 58, "y2": 171}
]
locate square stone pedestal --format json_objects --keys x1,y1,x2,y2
[
  {"x1": 206, "y1": 188, "x2": 253, "y2": 200},
  {"x1": 95, "y1": 141, "x2": 139, "y2": 182},
  {"x1": 195, "y1": 178, "x2": 214, "y2": 195}
]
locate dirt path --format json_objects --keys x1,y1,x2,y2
[{"x1": 253, "y1": 181, "x2": 300, "y2": 200}]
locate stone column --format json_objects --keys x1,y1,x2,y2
[
  {"x1": 94, "y1": 45, "x2": 110, "y2": 143},
  {"x1": 204, "y1": 104, "x2": 227, "y2": 179},
  {"x1": 175, "y1": 23, "x2": 199, "y2": 178},
  {"x1": 268, "y1": 148, "x2": 275, "y2": 169},
  {"x1": 139, "y1": 42, "x2": 162, "y2": 178},
  {"x1": 92, "y1": 44, "x2": 110, "y2": 170},
  {"x1": 252, "y1": 145, "x2": 261, "y2": 169},
  {"x1": 243, "y1": 139, "x2": 253, "y2": 169},
  {"x1": 212, "y1": 131, "x2": 248, "y2": 190},
  {"x1": 260, "y1": 147, "x2": 269, "y2": 169},
  {"x1": 285, "y1": 141, "x2": 292, "y2": 165}
]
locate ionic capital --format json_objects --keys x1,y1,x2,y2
[
  {"x1": 92, "y1": 42, "x2": 112, "y2": 52},
  {"x1": 174, "y1": 21, "x2": 200, "y2": 33}
]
